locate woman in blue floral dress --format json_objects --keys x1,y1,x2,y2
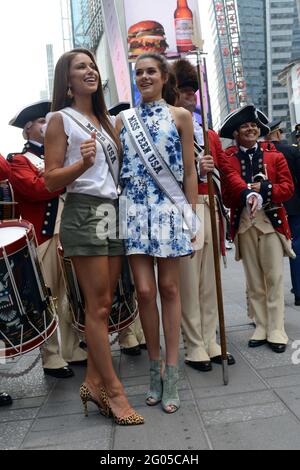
[{"x1": 116, "y1": 53, "x2": 198, "y2": 414}]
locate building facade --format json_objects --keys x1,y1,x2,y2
[
  {"x1": 209, "y1": 0, "x2": 267, "y2": 129},
  {"x1": 71, "y1": 0, "x2": 104, "y2": 52},
  {"x1": 267, "y1": 0, "x2": 300, "y2": 133},
  {"x1": 209, "y1": 0, "x2": 300, "y2": 136},
  {"x1": 70, "y1": 0, "x2": 127, "y2": 107}
]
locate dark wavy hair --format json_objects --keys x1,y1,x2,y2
[
  {"x1": 51, "y1": 48, "x2": 121, "y2": 152},
  {"x1": 135, "y1": 53, "x2": 179, "y2": 106}
]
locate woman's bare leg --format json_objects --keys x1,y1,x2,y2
[
  {"x1": 84, "y1": 255, "x2": 123, "y2": 394},
  {"x1": 157, "y1": 258, "x2": 181, "y2": 366},
  {"x1": 129, "y1": 255, "x2": 160, "y2": 361},
  {"x1": 72, "y1": 256, "x2": 137, "y2": 418}
]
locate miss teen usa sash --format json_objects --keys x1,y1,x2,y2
[
  {"x1": 61, "y1": 107, "x2": 121, "y2": 194},
  {"x1": 121, "y1": 108, "x2": 201, "y2": 237}
]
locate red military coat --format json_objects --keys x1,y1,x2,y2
[
  {"x1": 0, "y1": 154, "x2": 11, "y2": 180},
  {"x1": 219, "y1": 142, "x2": 294, "y2": 240},
  {"x1": 198, "y1": 129, "x2": 225, "y2": 195},
  {"x1": 196, "y1": 129, "x2": 227, "y2": 256},
  {"x1": 8, "y1": 146, "x2": 62, "y2": 246}
]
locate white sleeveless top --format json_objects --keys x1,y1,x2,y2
[{"x1": 46, "y1": 110, "x2": 118, "y2": 200}]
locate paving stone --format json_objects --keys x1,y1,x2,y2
[
  {"x1": 0, "y1": 420, "x2": 32, "y2": 450},
  {"x1": 207, "y1": 415, "x2": 300, "y2": 450},
  {"x1": 38, "y1": 399, "x2": 85, "y2": 418},
  {"x1": 187, "y1": 349, "x2": 267, "y2": 399},
  {"x1": 260, "y1": 365, "x2": 300, "y2": 379},
  {"x1": 0, "y1": 397, "x2": 45, "y2": 410},
  {"x1": 0, "y1": 407, "x2": 39, "y2": 423},
  {"x1": 275, "y1": 386, "x2": 300, "y2": 420},
  {"x1": 21, "y1": 413, "x2": 112, "y2": 449},
  {"x1": 0, "y1": 366, "x2": 55, "y2": 400},
  {"x1": 266, "y1": 374, "x2": 300, "y2": 389},
  {"x1": 227, "y1": 330, "x2": 294, "y2": 370},
  {"x1": 197, "y1": 390, "x2": 277, "y2": 412},
  {"x1": 119, "y1": 353, "x2": 149, "y2": 379},
  {"x1": 202, "y1": 402, "x2": 287, "y2": 426},
  {"x1": 22, "y1": 441, "x2": 114, "y2": 450},
  {"x1": 113, "y1": 401, "x2": 210, "y2": 451}
]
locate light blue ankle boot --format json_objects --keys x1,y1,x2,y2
[
  {"x1": 146, "y1": 360, "x2": 163, "y2": 406},
  {"x1": 162, "y1": 365, "x2": 180, "y2": 414}
]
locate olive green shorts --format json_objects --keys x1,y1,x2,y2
[{"x1": 60, "y1": 193, "x2": 125, "y2": 257}]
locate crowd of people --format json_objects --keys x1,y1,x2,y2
[{"x1": 1, "y1": 48, "x2": 300, "y2": 427}]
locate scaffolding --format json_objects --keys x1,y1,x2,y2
[{"x1": 213, "y1": 0, "x2": 248, "y2": 112}]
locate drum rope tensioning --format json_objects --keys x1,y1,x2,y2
[{"x1": 0, "y1": 220, "x2": 58, "y2": 360}]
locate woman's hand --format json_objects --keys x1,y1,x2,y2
[{"x1": 80, "y1": 132, "x2": 96, "y2": 170}]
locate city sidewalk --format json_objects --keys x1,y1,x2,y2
[{"x1": 1, "y1": 251, "x2": 300, "y2": 450}]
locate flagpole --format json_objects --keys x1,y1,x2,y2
[{"x1": 194, "y1": 49, "x2": 229, "y2": 386}]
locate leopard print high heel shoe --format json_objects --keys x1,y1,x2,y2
[
  {"x1": 79, "y1": 384, "x2": 111, "y2": 418},
  {"x1": 105, "y1": 393, "x2": 145, "y2": 426},
  {"x1": 113, "y1": 410, "x2": 145, "y2": 426}
]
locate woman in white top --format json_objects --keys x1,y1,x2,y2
[{"x1": 45, "y1": 48, "x2": 144, "y2": 426}]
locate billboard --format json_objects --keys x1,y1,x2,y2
[
  {"x1": 102, "y1": 0, "x2": 132, "y2": 102},
  {"x1": 213, "y1": 0, "x2": 248, "y2": 112},
  {"x1": 124, "y1": 0, "x2": 203, "y2": 61}
]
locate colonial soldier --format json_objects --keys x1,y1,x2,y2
[
  {"x1": 265, "y1": 120, "x2": 300, "y2": 306},
  {"x1": 0, "y1": 154, "x2": 13, "y2": 406},
  {"x1": 220, "y1": 105, "x2": 295, "y2": 353},
  {"x1": 173, "y1": 59, "x2": 235, "y2": 371},
  {"x1": 8, "y1": 101, "x2": 87, "y2": 377}
]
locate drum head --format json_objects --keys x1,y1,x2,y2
[
  {"x1": 0, "y1": 220, "x2": 34, "y2": 256},
  {"x1": 0, "y1": 226, "x2": 27, "y2": 246}
]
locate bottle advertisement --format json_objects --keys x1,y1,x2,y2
[{"x1": 124, "y1": 0, "x2": 203, "y2": 61}]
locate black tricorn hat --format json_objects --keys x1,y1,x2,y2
[
  {"x1": 268, "y1": 119, "x2": 283, "y2": 133},
  {"x1": 172, "y1": 58, "x2": 199, "y2": 92},
  {"x1": 219, "y1": 104, "x2": 270, "y2": 140},
  {"x1": 108, "y1": 102, "x2": 130, "y2": 116},
  {"x1": 9, "y1": 100, "x2": 51, "y2": 129}
]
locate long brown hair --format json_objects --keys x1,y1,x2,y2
[
  {"x1": 51, "y1": 48, "x2": 121, "y2": 152},
  {"x1": 135, "y1": 53, "x2": 179, "y2": 105}
]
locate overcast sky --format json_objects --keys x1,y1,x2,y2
[
  {"x1": 0, "y1": 0, "x2": 210, "y2": 156},
  {"x1": 0, "y1": 0, "x2": 64, "y2": 155}
]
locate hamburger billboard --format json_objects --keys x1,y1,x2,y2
[{"x1": 124, "y1": 0, "x2": 202, "y2": 61}]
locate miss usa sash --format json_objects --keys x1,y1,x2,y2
[
  {"x1": 61, "y1": 107, "x2": 121, "y2": 193},
  {"x1": 121, "y1": 108, "x2": 201, "y2": 237}
]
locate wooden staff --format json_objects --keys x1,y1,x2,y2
[{"x1": 195, "y1": 49, "x2": 229, "y2": 385}]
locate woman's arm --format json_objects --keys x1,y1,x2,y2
[
  {"x1": 44, "y1": 113, "x2": 96, "y2": 192},
  {"x1": 172, "y1": 107, "x2": 198, "y2": 211},
  {"x1": 115, "y1": 115, "x2": 123, "y2": 136}
]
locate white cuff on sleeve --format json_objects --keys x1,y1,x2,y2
[{"x1": 246, "y1": 192, "x2": 263, "y2": 211}]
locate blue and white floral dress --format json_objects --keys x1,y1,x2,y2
[{"x1": 120, "y1": 99, "x2": 193, "y2": 258}]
